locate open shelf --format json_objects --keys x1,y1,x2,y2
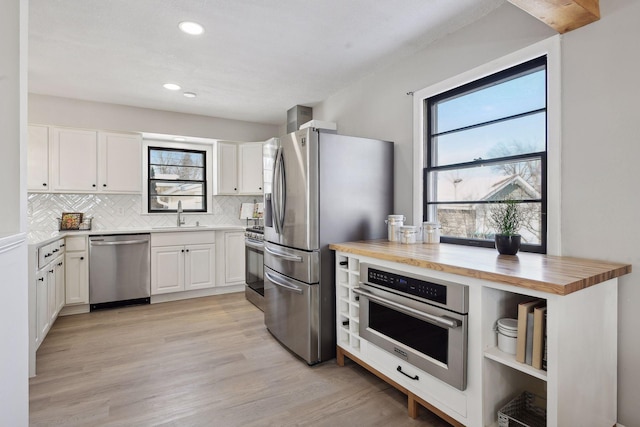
[{"x1": 484, "y1": 346, "x2": 547, "y2": 381}]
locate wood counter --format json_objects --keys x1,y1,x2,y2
[{"x1": 329, "y1": 240, "x2": 631, "y2": 295}]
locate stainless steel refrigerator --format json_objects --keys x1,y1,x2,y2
[{"x1": 263, "y1": 128, "x2": 393, "y2": 364}]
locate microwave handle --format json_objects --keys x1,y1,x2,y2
[{"x1": 353, "y1": 287, "x2": 461, "y2": 329}]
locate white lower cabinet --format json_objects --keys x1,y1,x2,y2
[
  {"x1": 33, "y1": 238, "x2": 66, "y2": 350},
  {"x1": 223, "y1": 231, "x2": 245, "y2": 285},
  {"x1": 65, "y1": 236, "x2": 88, "y2": 305},
  {"x1": 151, "y1": 232, "x2": 216, "y2": 295},
  {"x1": 35, "y1": 269, "x2": 49, "y2": 347}
]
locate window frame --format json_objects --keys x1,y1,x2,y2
[
  {"x1": 412, "y1": 36, "x2": 562, "y2": 255},
  {"x1": 425, "y1": 56, "x2": 548, "y2": 254},
  {"x1": 142, "y1": 139, "x2": 213, "y2": 215}
]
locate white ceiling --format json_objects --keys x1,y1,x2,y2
[{"x1": 29, "y1": 0, "x2": 504, "y2": 125}]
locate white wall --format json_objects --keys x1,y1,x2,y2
[
  {"x1": 29, "y1": 94, "x2": 279, "y2": 142},
  {"x1": 0, "y1": 0, "x2": 29, "y2": 425},
  {"x1": 316, "y1": 2, "x2": 640, "y2": 425},
  {"x1": 560, "y1": 1, "x2": 640, "y2": 424}
]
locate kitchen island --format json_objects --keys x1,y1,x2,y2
[{"x1": 330, "y1": 240, "x2": 631, "y2": 427}]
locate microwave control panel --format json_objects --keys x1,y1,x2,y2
[{"x1": 366, "y1": 267, "x2": 447, "y2": 305}]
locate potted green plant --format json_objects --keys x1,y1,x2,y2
[{"x1": 489, "y1": 199, "x2": 524, "y2": 255}]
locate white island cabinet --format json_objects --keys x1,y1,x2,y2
[{"x1": 331, "y1": 241, "x2": 631, "y2": 427}]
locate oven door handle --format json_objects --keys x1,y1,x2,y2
[
  {"x1": 264, "y1": 245, "x2": 303, "y2": 262},
  {"x1": 265, "y1": 271, "x2": 303, "y2": 294},
  {"x1": 245, "y1": 240, "x2": 264, "y2": 250},
  {"x1": 353, "y1": 287, "x2": 461, "y2": 329}
]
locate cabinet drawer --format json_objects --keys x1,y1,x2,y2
[
  {"x1": 151, "y1": 231, "x2": 216, "y2": 247},
  {"x1": 38, "y1": 239, "x2": 64, "y2": 269},
  {"x1": 362, "y1": 340, "x2": 467, "y2": 418},
  {"x1": 65, "y1": 235, "x2": 87, "y2": 252}
]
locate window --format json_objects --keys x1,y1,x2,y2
[
  {"x1": 148, "y1": 146, "x2": 207, "y2": 212},
  {"x1": 424, "y1": 56, "x2": 547, "y2": 253}
]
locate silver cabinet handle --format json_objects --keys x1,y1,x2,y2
[
  {"x1": 90, "y1": 239, "x2": 148, "y2": 246},
  {"x1": 265, "y1": 271, "x2": 303, "y2": 294},
  {"x1": 264, "y1": 245, "x2": 302, "y2": 262},
  {"x1": 353, "y1": 287, "x2": 460, "y2": 329}
]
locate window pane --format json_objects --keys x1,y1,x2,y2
[
  {"x1": 437, "y1": 202, "x2": 542, "y2": 245},
  {"x1": 434, "y1": 69, "x2": 545, "y2": 134},
  {"x1": 150, "y1": 165, "x2": 204, "y2": 181},
  {"x1": 149, "y1": 195, "x2": 204, "y2": 211},
  {"x1": 150, "y1": 181, "x2": 204, "y2": 197},
  {"x1": 149, "y1": 149, "x2": 204, "y2": 167},
  {"x1": 433, "y1": 112, "x2": 545, "y2": 167},
  {"x1": 430, "y1": 159, "x2": 542, "y2": 203}
]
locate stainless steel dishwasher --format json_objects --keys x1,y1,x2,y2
[{"x1": 89, "y1": 234, "x2": 150, "y2": 311}]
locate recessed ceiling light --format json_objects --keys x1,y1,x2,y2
[
  {"x1": 163, "y1": 83, "x2": 181, "y2": 91},
  {"x1": 173, "y1": 137, "x2": 186, "y2": 142},
  {"x1": 179, "y1": 21, "x2": 204, "y2": 35},
  {"x1": 183, "y1": 92, "x2": 197, "y2": 98}
]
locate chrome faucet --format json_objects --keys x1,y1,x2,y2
[{"x1": 177, "y1": 200, "x2": 185, "y2": 227}]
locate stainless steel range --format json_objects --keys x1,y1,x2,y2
[{"x1": 244, "y1": 225, "x2": 264, "y2": 311}]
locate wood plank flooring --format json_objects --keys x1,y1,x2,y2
[{"x1": 29, "y1": 293, "x2": 452, "y2": 426}]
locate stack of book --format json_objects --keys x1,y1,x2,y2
[{"x1": 516, "y1": 299, "x2": 547, "y2": 370}]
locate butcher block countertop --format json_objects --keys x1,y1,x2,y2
[{"x1": 329, "y1": 240, "x2": 632, "y2": 295}]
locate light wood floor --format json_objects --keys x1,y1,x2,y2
[{"x1": 30, "y1": 293, "x2": 452, "y2": 426}]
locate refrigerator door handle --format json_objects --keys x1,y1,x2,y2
[
  {"x1": 271, "y1": 148, "x2": 279, "y2": 234},
  {"x1": 265, "y1": 271, "x2": 303, "y2": 294},
  {"x1": 274, "y1": 147, "x2": 286, "y2": 233},
  {"x1": 264, "y1": 245, "x2": 303, "y2": 262}
]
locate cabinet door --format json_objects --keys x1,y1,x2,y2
[
  {"x1": 65, "y1": 251, "x2": 89, "y2": 304},
  {"x1": 239, "y1": 142, "x2": 264, "y2": 194},
  {"x1": 55, "y1": 257, "x2": 65, "y2": 314},
  {"x1": 224, "y1": 232, "x2": 246, "y2": 285},
  {"x1": 51, "y1": 128, "x2": 98, "y2": 191},
  {"x1": 27, "y1": 125, "x2": 50, "y2": 191},
  {"x1": 47, "y1": 265, "x2": 57, "y2": 325},
  {"x1": 151, "y1": 246, "x2": 185, "y2": 294},
  {"x1": 216, "y1": 142, "x2": 238, "y2": 194},
  {"x1": 98, "y1": 132, "x2": 142, "y2": 193},
  {"x1": 185, "y1": 243, "x2": 216, "y2": 290},
  {"x1": 35, "y1": 270, "x2": 49, "y2": 347}
]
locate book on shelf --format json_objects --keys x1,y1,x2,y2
[
  {"x1": 516, "y1": 299, "x2": 545, "y2": 364},
  {"x1": 542, "y1": 311, "x2": 548, "y2": 371},
  {"x1": 532, "y1": 305, "x2": 547, "y2": 369}
]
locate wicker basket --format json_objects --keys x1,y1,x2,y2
[
  {"x1": 498, "y1": 391, "x2": 546, "y2": 427},
  {"x1": 58, "y1": 216, "x2": 92, "y2": 231}
]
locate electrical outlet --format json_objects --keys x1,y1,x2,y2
[{"x1": 116, "y1": 207, "x2": 125, "y2": 216}]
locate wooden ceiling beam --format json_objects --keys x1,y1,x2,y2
[{"x1": 508, "y1": 0, "x2": 600, "y2": 33}]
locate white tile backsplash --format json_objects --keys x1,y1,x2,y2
[{"x1": 28, "y1": 193, "x2": 263, "y2": 231}]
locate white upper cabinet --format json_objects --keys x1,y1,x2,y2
[
  {"x1": 98, "y1": 132, "x2": 142, "y2": 193},
  {"x1": 238, "y1": 143, "x2": 264, "y2": 194},
  {"x1": 30, "y1": 125, "x2": 142, "y2": 194},
  {"x1": 51, "y1": 128, "x2": 99, "y2": 192},
  {"x1": 217, "y1": 142, "x2": 239, "y2": 194},
  {"x1": 216, "y1": 141, "x2": 263, "y2": 195},
  {"x1": 27, "y1": 125, "x2": 50, "y2": 191}
]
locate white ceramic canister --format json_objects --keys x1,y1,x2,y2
[
  {"x1": 422, "y1": 221, "x2": 441, "y2": 244},
  {"x1": 399, "y1": 225, "x2": 419, "y2": 244},
  {"x1": 496, "y1": 318, "x2": 518, "y2": 355},
  {"x1": 385, "y1": 215, "x2": 405, "y2": 242}
]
